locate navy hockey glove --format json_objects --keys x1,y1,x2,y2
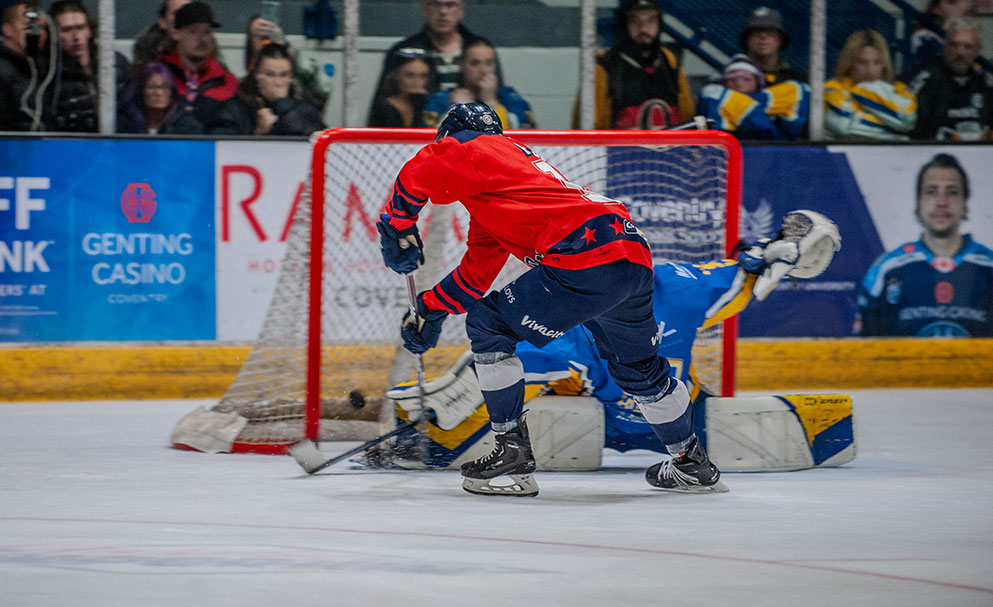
[
  {"x1": 377, "y1": 220, "x2": 424, "y2": 274},
  {"x1": 401, "y1": 293, "x2": 447, "y2": 355}
]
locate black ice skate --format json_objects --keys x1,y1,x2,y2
[
  {"x1": 460, "y1": 412, "x2": 538, "y2": 497},
  {"x1": 646, "y1": 436, "x2": 729, "y2": 493}
]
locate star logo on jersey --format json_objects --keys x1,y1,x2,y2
[
  {"x1": 931, "y1": 256, "x2": 957, "y2": 273},
  {"x1": 610, "y1": 218, "x2": 625, "y2": 235},
  {"x1": 581, "y1": 226, "x2": 597, "y2": 244}
]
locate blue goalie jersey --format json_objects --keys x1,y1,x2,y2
[
  {"x1": 856, "y1": 235, "x2": 993, "y2": 337},
  {"x1": 516, "y1": 259, "x2": 751, "y2": 452}
]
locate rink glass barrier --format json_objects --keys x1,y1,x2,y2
[{"x1": 2, "y1": 135, "x2": 992, "y2": 403}]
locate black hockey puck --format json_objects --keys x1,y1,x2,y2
[{"x1": 348, "y1": 390, "x2": 366, "y2": 409}]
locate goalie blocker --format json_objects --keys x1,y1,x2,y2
[{"x1": 381, "y1": 356, "x2": 856, "y2": 473}]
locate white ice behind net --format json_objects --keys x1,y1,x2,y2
[{"x1": 212, "y1": 140, "x2": 730, "y2": 446}]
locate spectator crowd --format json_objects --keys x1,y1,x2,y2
[
  {"x1": 0, "y1": 0, "x2": 327, "y2": 135},
  {"x1": 0, "y1": 0, "x2": 991, "y2": 139}
]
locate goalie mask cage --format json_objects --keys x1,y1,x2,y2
[{"x1": 183, "y1": 128, "x2": 741, "y2": 454}]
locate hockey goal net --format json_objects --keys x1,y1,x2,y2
[{"x1": 173, "y1": 129, "x2": 741, "y2": 454}]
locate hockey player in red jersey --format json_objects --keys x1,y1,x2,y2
[{"x1": 376, "y1": 102, "x2": 727, "y2": 497}]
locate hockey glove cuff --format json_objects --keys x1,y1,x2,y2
[
  {"x1": 400, "y1": 292, "x2": 448, "y2": 355},
  {"x1": 377, "y1": 220, "x2": 424, "y2": 274}
]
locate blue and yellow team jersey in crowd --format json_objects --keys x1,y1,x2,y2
[
  {"x1": 696, "y1": 80, "x2": 809, "y2": 140},
  {"x1": 857, "y1": 235, "x2": 993, "y2": 337},
  {"x1": 824, "y1": 77, "x2": 917, "y2": 141}
]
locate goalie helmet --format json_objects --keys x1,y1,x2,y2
[{"x1": 435, "y1": 102, "x2": 503, "y2": 142}]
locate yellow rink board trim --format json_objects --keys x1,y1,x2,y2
[{"x1": 1, "y1": 338, "x2": 991, "y2": 401}]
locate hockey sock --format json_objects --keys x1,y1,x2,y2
[{"x1": 474, "y1": 351, "x2": 525, "y2": 433}]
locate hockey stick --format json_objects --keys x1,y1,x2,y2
[
  {"x1": 404, "y1": 273, "x2": 429, "y2": 414},
  {"x1": 288, "y1": 273, "x2": 434, "y2": 474},
  {"x1": 288, "y1": 410, "x2": 436, "y2": 474},
  {"x1": 404, "y1": 273, "x2": 432, "y2": 461}
]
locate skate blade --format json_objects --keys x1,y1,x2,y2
[
  {"x1": 462, "y1": 474, "x2": 539, "y2": 497},
  {"x1": 653, "y1": 480, "x2": 730, "y2": 494}
]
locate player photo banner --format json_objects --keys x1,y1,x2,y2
[
  {"x1": 737, "y1": 145, "x2": 993, "y2": 338},
  {"x1": 0, "y1": 139, "x2": 216, "y2": 342}
]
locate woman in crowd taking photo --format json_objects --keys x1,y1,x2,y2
[
  {"x1": 368, "y1": 52, "x2": 432, "y2": 128},
  {"x1": 219, "y1": 42, "x2": 326, "y2": 136},
  {"x1": 824, "y1": 30, "x2": 917, "y2": 141}
]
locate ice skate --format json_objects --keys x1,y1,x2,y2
[
  {"x1": 460, "y1": 413, "x2": 538, "y2": 497},
  {"x1": 646, "y1": 436, "x2": 729, "y2": 493}
]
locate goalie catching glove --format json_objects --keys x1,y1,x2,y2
[
  {"x1": 377, "y1": 219, "x2": 423, "y2": 274},
  {"x1": 737, "y1": 209, "x2": 841, "y2": 301},
  {"x1": 401, "y1": 292, "x2": 447, "y2": 354}
]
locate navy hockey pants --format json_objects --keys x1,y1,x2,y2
[{"x1": 465, "y1": 260, "x2": 674, "y2": 432}]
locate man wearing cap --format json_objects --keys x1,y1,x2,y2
[
  {"x1": 740, "y1": 6, "x2": 807, "y2": 85},
  {"x1": 160, "y1": 1, "x2": 237, "y2": 132},
  {"x1": 696, "y1": 53, "x2": 809, "y2": 140},
  {"x1": 584, "y1": 0, "x2": 693, "y2": 129}
]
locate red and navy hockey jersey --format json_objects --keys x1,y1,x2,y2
[{"x1": 380, "y1": 131, "x2": 652, "y2": 314}]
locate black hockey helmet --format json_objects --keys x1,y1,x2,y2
[{"x1": 435, "y1": 102, "x2": 503, "y2": 142}]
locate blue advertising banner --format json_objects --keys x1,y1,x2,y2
[
  {"x1": 737, "y1": 146, "x2": 885, "y2": 338},
  {"x1": 0, "y1": 139, "x2": 215, "y2": 341}
]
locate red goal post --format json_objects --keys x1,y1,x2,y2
[{"x1": 191, "y1": 128, "x2": 741, "y2": 454}]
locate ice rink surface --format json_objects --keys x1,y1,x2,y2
[{"x1": 2, "y1": 388, "x2": 992, "y2": 607}]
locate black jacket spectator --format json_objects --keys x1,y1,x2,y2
[
  {"x1": 909, "y1": 56, "x2": 992, "y2": 141},
  {"x1": 215, "y1": 42, "x2": 325, "y2": 136},
  {"x1": 216, "y1": 95, "x2": 325, "y2": 136},
  {"x1": 117, "y1": 60, "x2": 203, "y2": 134},
  {"x1": 0, "y1": 43, "x2": 58, "y2": 130},
  {"x1": 53, "y1": 52, "x2": 97, "y2": 132}
]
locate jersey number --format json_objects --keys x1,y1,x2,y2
[{"x1": 532, "y1": 159, "x2": 616, "y2": 204}]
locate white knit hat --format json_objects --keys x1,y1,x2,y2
[{"x1": 722, "y1": 53, "x2": 764, "y2": 89}]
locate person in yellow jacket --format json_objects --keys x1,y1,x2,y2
[
  {"x1": 574, "y1": 0, "x2": 693, "y2": 129},
  {"x1": 825, "y1": 29, "x2": 917, "y2": 140}
]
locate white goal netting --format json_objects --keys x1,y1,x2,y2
[{"x1": 174, "y1": 130, "x2": 740, "y2": 453}]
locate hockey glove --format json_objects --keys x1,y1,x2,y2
[
  {"x1": 400, "y1": 292, "x2": 448, "y2": 354},
  {"x1": 377, "y1": 220, "x2": 424, "y2": 274},
  {"x1": 737, "y1": 210, "x2": 841, "y2": 301}
]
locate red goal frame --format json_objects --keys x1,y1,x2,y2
[{"x1": 308, "y1": 128, "x2": 743, "y2": 442}]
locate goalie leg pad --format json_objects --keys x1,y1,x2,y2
[
  {"x1": 454, "y1": 396, "x2": 605, "y2": 472},
  {"x1": 704, "y1": 394, "x2": 856, "y2": 472},
  {"x1": 386, "y1": 350, "x2": 483, "y2": 431}
]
